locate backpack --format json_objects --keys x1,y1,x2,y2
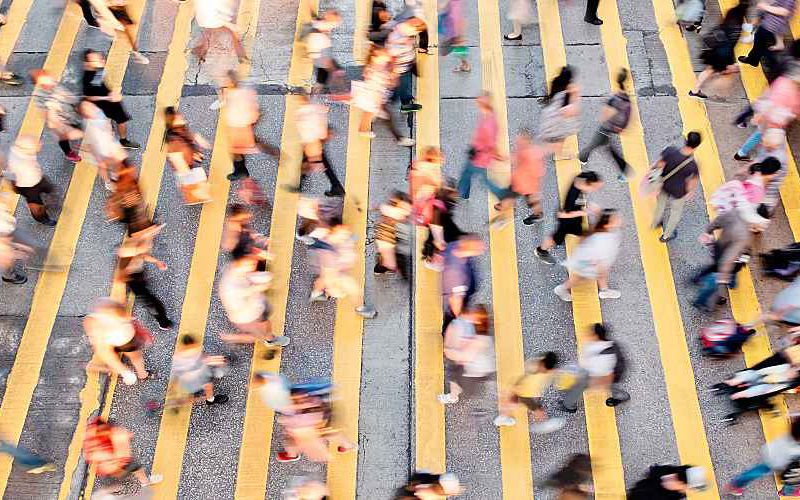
[
  {"x1": 702, "y1": 26, "x2": 727, "y2": 50},
  {"x1": 709, "y1": 179, "x2": 761, "y2": 215},
  {"x1": 601, "y1": 342, "x2": 626, "y2": 383},
  {"x1": 605, "y1": 93, "x2": 632, "y2": 132}
]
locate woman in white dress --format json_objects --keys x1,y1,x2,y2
[{"x1": 505, "y1": 0, "x2": 535, "y2": 41}]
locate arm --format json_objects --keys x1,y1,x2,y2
[
  {"x1": 448, "y1": 293, "x2": 465, "y2": 317},
  {"x1": 758, "y1": 2, "x2": 791, "y2": 16},
  {"x1": 85, "y1": 318, "x2": 131, "y2": 378},
  {"x1": 142, "y1": 254, "x2": 167, "y2": 271}
]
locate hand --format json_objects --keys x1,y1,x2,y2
[
  {"x1": 698, "y1": 233, "x2": 714, "y2": 245},
  {"x1": 156, "y1": 260, "x2": 168, "y2": 271}
]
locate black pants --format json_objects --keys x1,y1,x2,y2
[
  {"x1": 127, "y1": 273, "x2": 170, "y2": 328},
  {"x1": 232, "y1": 155, "x2": 250, "y2": 178},
  {"x1": 585, "y1": 0, "x2": 600, "y2": 20},
  {"x1": 77, "y1": 0, "x2": 99, "y2": 27},
  {"x1": 578, "y1": 129, "x2": 628, "y2": 175},
  {"x1": 742, "y1": 27, "x2": 777, "y2": 67},
  {"x1": 302, "y1": 151, "x2": 344, "y2": 194}
]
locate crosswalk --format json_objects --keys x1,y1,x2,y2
[{"x1": 2, "y1": 0, "x2": 800, "y2": 498}]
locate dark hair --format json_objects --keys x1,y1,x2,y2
[
  {"x1": 180, "y1": 334, "x2": 196, "y2": 346},
  {"x1": 577, "y1": 170, "x2": 601, "y2": 184},
  {"x1": 468, "y1": 304, "x2": 490, "y2": 334},
  {"x1": 686, "y1": 131, "x2": 702, "y2": 149},
  {"x1": 390, "y1": 190, "x2": 410, "y2": 203},
  {"x1": 615, "y1": 68, "x2": 628, "y2": 90},
  {"x1": 592, "y1": 323, "x2": 608, "y2": 340},
  {"x1": 590, "y1": 209, "x2": 617, "y2": 234},
  {"x1": 542, "y1": 351, "x2": 558, "y2": 370},
  {"x1": 722, "y1": 2, "x2": 747, "y2": 27},
  {"x1": 790, "y1": 39, "x2": 800, "y2": 60},
  {"x1": 548, "y1": 66, "x2": 574, "y2": 102},
  {"x1": 229, "y1": 203, "x2": 249, "y2": 216},
  {"x1": 751, "y1": 157, "x2": 781, "y2": 176}
]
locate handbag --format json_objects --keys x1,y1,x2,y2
[{"x1": 639, "y1": 154, "x2": 694, "y2": 197}]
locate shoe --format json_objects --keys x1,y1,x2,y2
[
  {"x1": 144, "y1": 474, "x2": 163, "y2": 486},
  {"x1": 578, "y1": 159, "x2": 588, "y2": 166},
  {"x1": 206, "y1": 394, "x2": 229, "y2": 405},
  {"x1": 423, "y1": 259, "x2": 443, "y2": 272},
  {"x1": 523, "y1": 214, "x2": 543, "y2": 225},
  {"x1": 723, "y1": 483, "x2": 744, "y2": 496},
  {"x1": 276, "y1": 451, "x2": 300, "y2": 462},
  {"x1": 688, "y1": 90, "x2": 708, "y2": 99},
  {"x1": 437, "y1": 393, "x2": 459, "y2": 404},
  {"x1": 557, "y1": 401, "x2": 577, "y2": 413},
  {"x1": 493, "y1": 415, "x2": 516, "y2": 427},
  {"x1": 400, "y1": 103, "x2": 422, "y2": 113},
  {"x1": 584, "y1": 17, "x2": 603, "y2": 25},
  {"x1": 717, "y1": 296, "x2": 728, "y2": 306},
  {"x1": 738, "y1": 55, "x2": 755, "y2": 66},
  {"x1": 324, "y1": 189, "x2": 345, "y2": 197},
  {"x1": 356, "y1": 305, "x2": 377, "y2": 319},
  {"x1": 131, "y1": 52, "x2": 150, "y2": 65},
  {"x1": 534, "y1": 247, "x2": 557, "y2": 265},
  {"x1": 265, "y1": 336, "x2": 290, "y2": 347},
  {"x1": 158, "y1": 320, "x2": 174, "y2": 331},
  {"x1": 397, "y1": 137, "x2": 415, "y2": 147},
  {"x1": 0, "y1": 72, "x2": 22, "y2": 85},
  {"x1": 26, "y1": 463, "x2": 56, "y2": 474},
  {"x1": 554, "y1": 284, "x2": 573, "y2": 302},
  {"x1": 227, "y1": 172, "x2": 247, "y2": 181},
  {"x1": 504, "y1": 33, "x2": 522, "y2": 41},
  {"x1": 490, "y1": 216, "x2": 510, "y2": 230},
  {"x1": 40, "y1": 218, "x2": 57, "y2": 227},
  {"x1": 605, "y1": 397, "x2": 625, "y2": 406},
  {"x1": 531, "y1": 417, "x2": 565, "y2": 434},
  {"x1": 659, "y1": 231, "x2": 677, "y2": 243},
  {"x1": 617, "y1": 173, "x2": 627, "y2": 183},
  {"x1": 360, "y1": 131, "x2": 376, "y2": 139},
  {"x1": 309, "y1": 290, "x2": 328, "y2": 302},
  {"x1": 65, "y1": 150, "x2": 81, "y2": 162},
  {"x1": 733, "y1": 152, "x2": 750, "y2": 161},
  {"x1": 119, "y1": 138, "x2": 140, "y2": 149},
  {"x1": 2, "y1": 273, "x2": 27, "y2": 285},
  {"x1": 598, "y1": 288, "x2": 621, "y2": 299},
  {"x1": 736, "y1": 121, "x2": 748, "y2": 129}
]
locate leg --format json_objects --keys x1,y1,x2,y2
[
  {"x1": 458, "y1": 162, "x2": 478, "y2": 199},
  {"x1": 128, "y1": 277, "x2": 171, "y2": 328},
  {"x1": 730, "y1": 463, "x2": 772, "y2": 489},
  {"x1": 223, "y1": 26, "x2": 247, "y2": 60},
  {"x1": 507, "y1": 20, "x2": 522, "y2": 37},
  {"x1": 742, "y1": 27, "x2": 775, "y2": 66},
  {"x1": 116, "y1": 121, "x2": 129, "y2": 141},
  {"x1": 607, "y1": 135, "x2": 629, "y2": 176},
  {"x1": 397, "y1": 71, "x2": 414, "y2": 106},
  {"x1": 321, "y1": 152, "x2": 345, "y2": 195},
  {"x1": 584, "y1": 0, "x2": 601, "y2": 22},
  {"x1": 691, "y1": 68, "x2": 716, "y2": 93},
  {"x1": 738, "y1": 130, "x2": 763, "y2": 157},
  {"x1": 0, "y1": 441, "x2": 48, "y2": 470},
  {"x1": 122, "y1": 349, "x2": 148, "y2": 379},
  {"x1": 230, "y1": 154, "x2": 250, "y2": 179},
  {"x1": 123, "y1": 25, "x2": 139, "y2": 53},
  {"x1": 192, "y1": 29, "x2": 212, "y2": 61},
  {"x1": 662, "y1": 195, "x2": 686, "y2": 239},
  {"x1": 578, "y1": 129, "x2": 608, "y2": 164},
  {"x1": 652, "y1": 190, "x2": 669, "y2": 228},
  {"x1": 560, "y1": 369, "x2": 590, "y2": 410},
  {"x1": 735, "y1": 105, "x2": 754, "y2": 127}
]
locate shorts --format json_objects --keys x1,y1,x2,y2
[
  {"x1": 14, "y1": 177, "x2": 53, "y2": 205},
  {"x1": 95, "y1": 100, "x2": 131, "y2": 124},
  {"x1": 551, "y1": 217, "x2": 583, "y2": 246},
  {"x1": 445, "y1": 359, "x2": 485, "y2": 399},
  {"x1": 512, "y1": 395, "x2": 542, "y2": 412},
  {"x1": 109, "y1": 6, "x2": 134, "y2": 26}
]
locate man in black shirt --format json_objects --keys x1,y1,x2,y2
[
  {"x1": 651, "y1": 132, "x2": 701, "y2": 242},
  {"x1": 628, "y1": 464, "x2": 707, "y2": 499},
  {"x1": 534, "y1": 171, "x2": 604, "y2": 265},
  {"x1": 82, "y1": 50, "x2": 139, "y2": 149}
]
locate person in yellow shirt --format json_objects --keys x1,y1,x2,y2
[{"x1": 493, "y1": 352, "x2": 565, "y2": 433}]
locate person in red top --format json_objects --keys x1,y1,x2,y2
[
  {"x1": 491, "y1": 131, "x2": 546, "y2": 228},
  {"x1": 457, "y1": 94, "x2": 507, "y2": 200}
]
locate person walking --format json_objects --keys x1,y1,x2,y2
[
  {"x1": 649, "y1": 131, "x2": 702, "y2": 242},
  {"x1": 86, "y1": 0, "x2": 149, "y2": 64},
  {"x1": 387, "y1": 16, "x2": 427, "y2": 113},
  {"x1": 584, "y1": 0, "x2": 603, "y2": 25},
  {"x1": 0, "y1": 439, "x2": 55, "y2": 474},
  {"x1": 82, "y1": 49, "x2": 140, "y2": 149},
  {"x1": 629, "y1": 465, "x2": 708, "y2": 499},
  {"x1": 441, "y1": 234, "x2": 484, "y2": 331},
  {"x1": 738, "y1": 0, "x2": 795, "y2": 68},
  {"x1": 437, "y1": 305, "x2": 495, "y2": 405},
  {"x1": 3, "y1": 135, "x2": 58, "y2": 226},
  {"x1": 170, "y1": 335, "x2": 229, "y2": 406},
  {"x1": 554, "y1": 209, "x2": 623, "y2": 301},
  {"x1": 578, "y1": 68, "x2": 632, "y2": 181},
  {"x1": 31, "y1": 70, "x2": 83, "y2": 162},
  {"x1": 688, "y1": 2, "x2": 746, "y2": 99},
  {"x1": 534, "y1": 171, "x2": 604, "y2": 265},
  {"x1": 294, "y1": 94, "x2": 346, "y2": 196},
  {"x1": 504, "y1": 0, "x2": 535, "y2": 40},
  {"x1": 302, "y1": 10, "x2": 344, "y2": 92},
  {"x1": 164, "y1": 106, "x2": 212, "y2": 205},
  {"x1": 104, "y1": 163, "x2": 151, "y2": 234},
  {"x1": 559, "y1": 323, "x2": 630, "y2": 412},
  {"x1": 439, "y1": 0, "x2": 470, "y2": 72},
  {"x1": 374, "y1": 191, "x2": 412, "y2": 278},
  {"x1": 192, "y1": 0, "x2": 246, "y2": 63},
  {"x1": 457, "y1": 94, "x2": 508, "y2": 201},
  {"x1": 0, "y1": 204, "x2": 36, "y2": 285},
  {"x1": 491, "y1": 131, "x2": 546, "y2": 228},
  {"x1": 78, "y1": 101, "x2": 128, "y2": 191},
  {"x1": 537, "y1": 66, "x2": 582, "y2": 158}
]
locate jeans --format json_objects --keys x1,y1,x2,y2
[
  {"x1": 741, "y1": 27, "x2": 777, "y2": 67},
  {"x1": 395, "y1": 70, "x2": 414, "y2": 105},
  {"x1": 458, "y1": 162, "x2": 507, "y2": 200},
  {"x1": 738, "y1": 130, "x2": 763, "y2": 157},
  {"x1": 731, "y1": 462, "x2": 772, "y2": 488},
  {"x1": 652, "y1": 192, "x2": 687, "y2": 238},
  {"x1": 578, "y1": 129, "x2": 628, "y2": 175},
  {"x1": 0, "y1": 441, "x2": 47, "y2": 470},
  {"x1": 694, "y1": 273, "x2": 720, "y2": 310}
]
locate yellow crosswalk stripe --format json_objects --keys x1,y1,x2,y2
[
  {"x1": 147, "y1": 0, "x2": 262, "y2": 496},
  {"x1": 56, "y1": 3, "x2": 196, "y2": 498},
  {"x1": 0, "y1": 1, "x2": 147, "y2": 495},
  {"x1": 475, "y1": 0, "x2": 533, "y2": 498},
  {"x1": 0, "y1": 0, "x2": 35, "y2": 67},
  {"x1": 326, "y1": 0, "x2": 372, "y2": 496},
  {"x1": 535, "y1": 1, "x2": 625, "y2": 497},
  {"x1": 413, "y1": 0, "x2": 446, "y2": 474},
  {"x1": 597, "y1": 1, "x2": 720, "y2": 497},
  {"x1": 669, "y1": 0, "x2": 791, "y2": 496},
  {"x1": 233, "y1": 0, "x2": 317, "y2": 496}
]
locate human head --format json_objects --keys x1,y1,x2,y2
[
  {"x1": 528, "y1": 351, "x2": 558, "y2": 372},
  {"x1": 750, "y1": 157, "x2": 782, "y2": 179},
  {"x1": 615, "y1": 68, "x2": 628, "y2": 91},
  {"x1": 575, "y1": 170, "x2": 603, "y2": 192},
  {"x1": 685, "y1": 131, "x2": 702, "y2": 149},
  {"x1": 83, "y1": 49, "x2": 105, "y2": 69},
  {"x1": 722, "y1": 2, "x2": 747, "y2": 27},
  {"x1": 317, "y1": 9, "x2": 341, "y2": 30},
  {"x1": 180, "y1": 334, "x2": 197, "y2": 347},
  {"x1": 589, "y1": 322, "x2": 609, "y2": 341},
  {"x1": 164, "y1": 106, "x2": 185, "y2": 128},
  {"x1": 592, "y1": 208, "x2": 621, "y2": 233},
  {"x1": 549, "y1": 66, "x2": 574, "y2": 99},
  {"x1": 421, "y1": 146, "x2": 443, "y2": 164}
]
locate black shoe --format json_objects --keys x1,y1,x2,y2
[
  {"x1": 738, "y1": 55, "x2": 756, "y2": 67},
  {"x1": 523, "y1": 214, "x2": 543, "y2": 225},
  {"x1": 504, "y1": 34, "x2": 522, "y2": 41},
  {"x1": 688, "y1": 90, "x2": 708, "y2": 99},
  {"x1": 158, "y1": 319, "x2": 174, "y2": 331},
  {"x1": 119, "y1": 138, "x2": 140, "y2": 149},
  {"x1": 400, "y1": 103, "x2": 422, "y2": 113},
  {"x1": 40, "y1": 217, "x2": 57, "y2": 227},
  {"x1": 606, "y1": 397, "x2": 621, "y2": 407},
  {"x1": 659, "y1": 230, "x2": 677, "y2": 242},
  {"x1": 534, "y1": 247, "x2": 557, "y2": 264},
  {"x1": 227, "y1": 172, "x2": 247, "y2": 181},
  {"x1": 2, "y1": 273, "x2": 27, "y2": 285},
  {"x1": 206, "y1": 394, "x2": 229, "y2": 405},
  {"x1": 325, "y1": 189, "x2": 345, "y2": 197},
  {"x1": 558, "y1": 401, "x2": 577, "y2": 413},
  {"x1": 734, "y1": 153, "x2": 751, "y2": 161},
  {"x1": 584, "y1": 17, "x2": 603, "y2": 25}
]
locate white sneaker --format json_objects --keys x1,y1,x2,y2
[
  {"x1": 437, "y1": 393, "x2": 459, "y2": 404},
  {"x1": 144, "y1": 474, "x2": 163, "y2": 486},
  {"x1": 360, "y1": 131, "x2": 376, "y2": 139},
  {"x1": 209, "y1": 99, "x2": 223, "y2": 111},
  {"x1": 598, "y1": 288, "x2": 621, "y2": 299},
  {"x1": 554, "y1": 284, "x2": 572, "y2": 302},
  {"x1": 423, "y1": 259, "x2": 443, "y2": 272},
  {"x1": 397, "y1": 137, "x2": 415, "y2": 147},
  {"x1": 131, "y1": 52, "x2": 150, "y2": 65},
  {"x1": 530, "y1": 417, "x2": 565, "y2": 434},
  {"x1": 493, "y1": 415, "x2": 516, "y2": 427}
]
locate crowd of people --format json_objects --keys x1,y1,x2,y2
[{"x1": 3, "y1": 0, "x2": 800, "y2": 498}]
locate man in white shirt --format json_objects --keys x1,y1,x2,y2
[
  {"x1": 192, "y1": 0, "x2": 246, "y2": 63},
  {"x1": 3, "y1": 135, "x2": 57, "y2": 225},
  {"x1": 293, "y1": 95, "x2": 345, "y2": 196}
]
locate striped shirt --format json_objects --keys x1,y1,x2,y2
[{"x1": 761, "y1": 0, "x2": 795, "y2": 35}]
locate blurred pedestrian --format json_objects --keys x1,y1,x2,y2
[
  {"x1": 0, "y1": 439, "x2": 55, "y2": 474},
  {"x1": 192, "y1": 0, "x2": 246, "y2": 63},
  {"x1": 387, "y1": 16, "x2": 427, "y2": 113},
  {"x1": 79, "y1": 101, "x2": 128, "y2": 190},
  {"x1": 104, "y1": 163, "x2": 151, "y2": 234},
  {"x1": 439, "y1": 0, "x2": 470, "y2": 72},
  {"x1": 222, "y1": 204, "x2": 268, "y2": 261},
  {"x1": 31, "y1": 70, "x2": 83, "y2": 162},
  {"x1": 3, "y1": 135, "x2": 58, "y2": 226},
  {"x1": 630, "y1": 465, "x2": 707, "y2": 499},
  {"x1": 544, "y1": 454, "x2": 593, "y2": 499},
  {"x1": 393, "y1": 472, "x2": 463, "y2": 499},
  {"x1": 374, "y1": 190, "x2": 412, "y2": 278},
  {"x1": 688, "y1": 3, "x2": 745, "y2": 99},
  {"x1": 86, "y1": 1, "x2": 149, "y2": 64},
  {"x1": 82, "y1": 49, "x2": 140, "y2": 148},
  {"x1": 441, "y1": 234, "x2": 484, "y2": 331},
  {"x1": 295, "y1": 94, "x2": 346, "y2": 196},
  {"x1": 738, "y1": 0, "x2": 794, "y2": 68},
  {"x1": 537, "y1": 66, "x2": 582, "y2": 158},
  {"x1": 169, "y1": 335, "x2": 229, "y2": 406},
  {"x1": 164, "y1": 106, "x2": 212, "y2": 205},
  {"x1": 504, "y1": 0, "x2": 535, "y2": 40},
  {"x1": 648, "y1": 132, "x2": 701, "y2": 243},
  {"x1": 492, "y1": 131, "x2": 545, "y2": 227},
  {"x1": 438, "y1": 304, "x2": 495, "y2": 405},
  {"x1": 283, "y1": 476, "x2": 330, "y2": 500},
  {"x1": 0, "y1": 204, "x2": 36, "y2": 285},
  {"x1": 457, "y1": 94, "x2": 507, "y2": 201},
  {"x1": 302, "y1": 10, "x2": 344, "y2": 92}
]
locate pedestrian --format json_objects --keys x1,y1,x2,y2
[
  {"x1": 283, "y1": 476, "x2": 330, "y2": 500},
  {"x1": 221, "y1": 204, "x2": 268, "y2": 262},
  {"x1": 30, "y1": 70, "x2": 83, "y2": 162},
  {"x1": 688, "y1": 2, "x2": 746, "y2": 99},
  {"x1": 218, "y1": 253, "x2": 290, "y2": 347},
  {"x1": 387, "y1": 16, "x2": 427, "y2": 113},
  {"x1": 2, "y1": 135, "x2": 58, "y2": 226},
  {"x1": 302, "y1": 10, "x2": 344, "y2": 92},
  {"x1": 438, "y1": 304, "x2": 495, "y2": 405},
  {"x1": 78, "y1": 101, "x2": 128, "y2": 191},
  {"x1": 725, "y1": 415, "x2": 800, "y2": 495},
  {"x1": 629, "y1": 465, "x2": 708, "y2": 499},
  {"x1": 192, "y1": 0, "x2": 246, "y2": 63},
  {"x1": 457, "y1": 94, "x2": 508, "y2": 201},
  {"x1": 164, "y1": 106, "x2": 212, "y2": 205},
  {"x1": 537, "y1": 66, "x2": 582, "y2": 158},
  {"x1": 374, "y1": 190, "x2": 412, "y2": 278},
  {"x1": 543, "y1": 454, "x2": 593, "y2": 499},
  {"x1": 294, "y1": 94, "x2": 346, "y2": 196},
  {"x1": 86, "y1": 1, "x2": 149, "y2": 64},
  {"x1": 169, "y1": 335, "x2": 229, "y2": 406},
  {"x1": 578, "y1": 68, "x2": 633, "y2": 182},
  {"x1": 353, "y1": 47, "x2": 412, "y2": 146},
  {"x1": 420, "y1": 187, "x2": 463, "y2": 272},
  {"x1": 745, "y1": 155, "x2": 784, "y2": 218},
  {"x1": 0, "y1": 204, "x2": 36, "y2": 285},
  {"x1": 84, "y1": 298, "x2": 152, "y2": 386},
  {"x1": 758, "y1": 273, "x2": 800, "y2": 335},
  {"x1": 648, "y1": 131, "x2": 702, "y2": 242},
  {"x1": 584, "y1": 0, "x2": 603, "y2": 25},
  {"x1": 504, "y1": 0, "x2": 535, "y2": 41},
  {"x1": 113, "y1": 224, "x2": 173, "y2": 331},
  {"x1": 393, "y1": 471, "x2": 463, "y2": 499},
  {"x1": 734, "y1": 71, "x2": 799, "y2": 160},
  {"x1": 75, "y1": 0, "x2": 100, "y2": 28},
  {"x1": 104, "y1": 163, "x2": 151, "y2": 234},
  {"x1": 82, "y1": 417, "x2": 162, "y2": 496},
  {"x1": 82, "y1": 49, "x2": 140, "y2": 149},
  {"x1": 494, "y1": 352, "x2": 566, "y2": 434},
  {"x1": 559, "y1": 323, "x2": 630, "y2": 412},
  {"x1": 439, "y1": 0, "x2": 470, "y2": 72},
  {"x1": 0, "y1": 439, "x2": 55, "y2": 474},
  {"x1": 554, "y1": 208, "x2": 623, "y2": 301},
  {"x1": 441, "y1": 234, "x2": 483, "y2": 331},
  {"x1": 368, "y1": 0, "x2": 393, "y2": 46},
  {"x1": 534, "y1": 171, "x2": 604, "y2": 265},
  {"x1": 738, "y1": 0, "x2": 795, "y2": 68},
  {"x1": 497, "y1": 132, "x2": 546, "y2": 226}
]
